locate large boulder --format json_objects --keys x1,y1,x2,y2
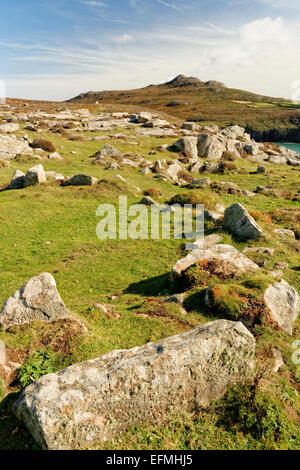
[
  {"x1": 223, "y1": 203, "x2": 265, "y2": 240},
  {"x1": 197, "y1": 134, "x2": 225, "y2": 160},
  {"x1": 0, "y1": 273, "x2": 86, "y2": 331},
  {"x1": 13, "y1": 319, "x2": 255, "y2": 450},
  {"x1": 173, "y1": 137, "x2": 198, "y2": 158},
  {"x1": 171, "y1": 244, "x2": 259, "y2": 278},
  {"x1": 24, "y1": 164, "x2": 46, "y2": 187},
  {"x1": 264, "y1": 280, "x2": 299, "y2": 335}
]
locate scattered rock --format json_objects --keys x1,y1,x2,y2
[
  {"x1": 273, "y1": 228, "x2": 295, "y2": 239},
  {"x1": 264, "y1": 280, "x2": 299, "y2": 335},
  {"x1": 197, "y1": 134, "x2": 225, "y2": 160},
  {"x1": 190, "y1": 177, "x2": 210, "y2": 188},
  {"x1": 243, "y1": 247, "x2": 275, "y2": 256},
  {"x1": 93, "y1": 303, "x2": 121, "y2": 319},
  {"x1": 272, "y1": 348, "x2": 284, "y2": 373},
  {"x1": 30, "y1": 138, "x2": 56, "y2": 153},
  {"x1": 0, "y1": 273, "x2": 86, "y2": 331},
  {"x1": 223, "y1": 203, "x2": 265, "y2": 240}
]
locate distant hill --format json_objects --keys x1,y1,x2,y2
[{"x1": 68, "y1": 74, "x2": 300, "y2": 141}]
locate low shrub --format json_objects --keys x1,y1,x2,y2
[
  {"x1": 17, "y1": 350, "x2": 62, "y2": 388},
  {"x1": 30, "y1": 138, "x2": 56, "y2": 153},
  {"x1": 222, "y1": 151, "x2": 238, "y2": 161},
  {"x1": 144, "y1": 187, "x2": 162, "y2": 197},
  {"x1": 216, "y1": 383, "x2": 299, "y2": 445},
  {"x1": 168, "y1": 190, "x2": 221, "y2": 210}
]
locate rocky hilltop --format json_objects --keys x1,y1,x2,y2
[{"x1": 0, "y1": 99, "x2": 299, "y2": 450}]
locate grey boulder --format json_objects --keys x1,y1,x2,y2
[
  {"x1": 13, "y1": 319, "x2": 255, "y2": 450},
  {"x1": 0, "y1": 273, "x2": 86, "y2": 331},
  {"x1": 264, "y1": 280, "x2": 299, "y2": 335},
  {"x1": 223, "y1": 203, "x2": 265, "y2": 240}
]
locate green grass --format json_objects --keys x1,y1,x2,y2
[{"x1": 0, "y1": 124, "x2": 299, "y2": 450}]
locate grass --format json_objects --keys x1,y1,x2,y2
[{"x1": 0, "y1": 121, "x2": 299, "y2": 450}]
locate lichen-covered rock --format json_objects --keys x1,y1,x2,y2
[
  {"x1": 264, "y1": 280, "x2": 299, "y2": 335},
  {"x1": 223, "y1": 203, "x2": 265, "y2": 240},
  {"x1": 197, "y1": 134, "x2": 225, "y2": 160},
  {"x1": 171, "y1": 244, "x2": 258, "y2": 278},
  {"x1": 0, "y1": 273, "x2": 85, "y2": 331},
  {"x1": 0, "y1": 135, "x2": 33, "y2": 160},
  {"x1": 13, "y1": 320, "x2": 255, "y2": 450}
]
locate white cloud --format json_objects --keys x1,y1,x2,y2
[
  {"x1": 113, "y1": 33, "x2": 134, "y2": 43},
  {"x1": 238, "y1": 17, "x2": 289, "y2": 45}
]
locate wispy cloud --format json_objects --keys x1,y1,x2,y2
[
  {"x1": 156, "y1": 0, "x2": 182, "y2": 12},
  {"x1": 80, "y1": 1, "x2": 106, "y2": 6},
  {"x1": 113, "y1": 33, "x2": 134, "y2": 43}
]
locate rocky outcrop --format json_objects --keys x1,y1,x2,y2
[
  {"x1": 223, "y1": 203, "x2": 265, "y2": 240},
  {"x1": 264, "y1": 280, "x2": 299, "y2": 335},
  {"x1": 13, "y1": 320, "x2": 255, "y2": 450},
  {"x1": 0, "y1": 273, "x2": 85, "y2": 331},
  {"x1": 172, "y1": 137, "x2": 198, "y2": 158},
  {"x1": 197, "y1": 134, "x2": 225, "y2": 160}
]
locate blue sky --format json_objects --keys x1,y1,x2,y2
[{"x1": 0, "y1": 0, "x2": 299, "y2": 100}]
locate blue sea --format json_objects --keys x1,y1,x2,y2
[{"x1": 276, "y1": 142, "x2": 300, "y2": 154}]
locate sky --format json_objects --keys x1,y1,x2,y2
[{"x1": 0, "y1": 0, "x2": 300, "y2": 101}]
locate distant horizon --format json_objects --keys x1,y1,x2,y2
[
  {"x1": 1, "y1": 1, "x2": 300, "y2": 101},
  {"x1": 4, "y1": 74, "x2": 292, "y2": 103}
]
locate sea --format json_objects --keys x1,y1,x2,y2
[{"x1": 276, "y1": 142, "x2": 300, "y2": 155}]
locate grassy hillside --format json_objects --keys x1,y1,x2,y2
[
  {"x1": 68, "y1": 75, "x2": 300, "y2": 136},
  {"x1": 0, "y1": 119, "x2": 299, "y2": 449}
]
